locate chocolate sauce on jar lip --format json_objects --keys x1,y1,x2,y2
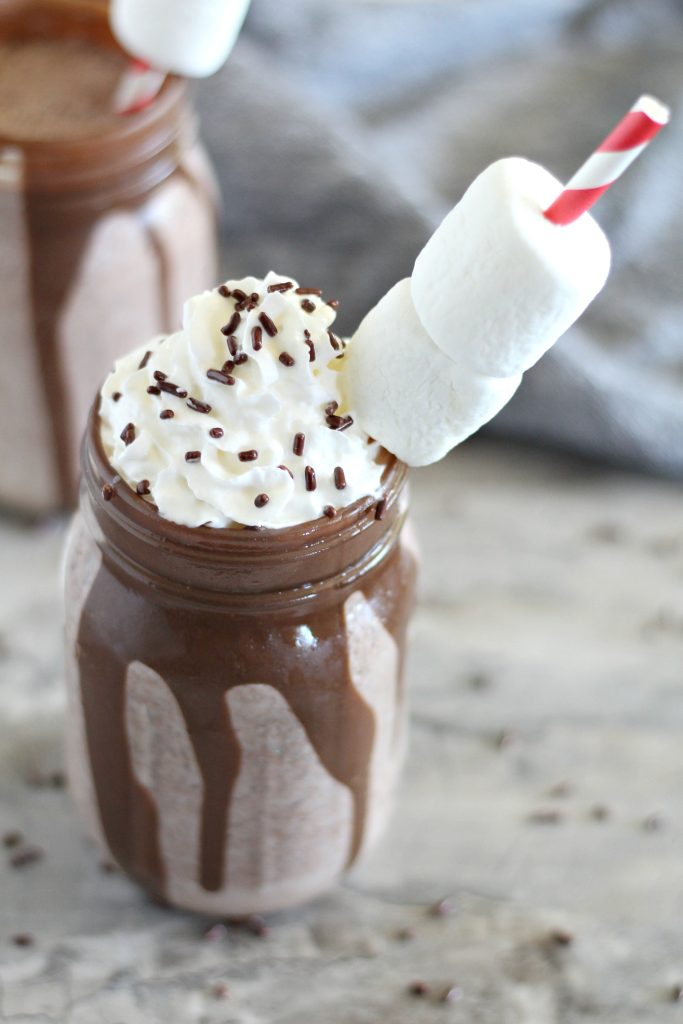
[
  {"x1": 83, "y1": 399, "x2": 408, "y2": 606},
  {"x1": 75, "y1": 396, "x2": 416, "y2": 906}
]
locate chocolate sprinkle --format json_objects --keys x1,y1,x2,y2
[
  {"x1": 334, "y1": 466, "x2": 347, "y2": 490},
  {"x1": 12, "y1": 933, "x2": 35, "y2": 948},
  {"x1": 279, "y1": 352, "x2": 295, "y2": 367},
  {"x1": 226, "y1": 335, "x2": 239, "y2": 357},
  {"x1": 305, "y1": 338, "x2": 316, "y2": 362},
  {"x1": 278, "y1": 464, "x2": 294, "y2": 478},
  {"x1": 231, "y1": 288, "x2": 247, "y2": 302},
  {"x1": 323, "y1": 505, "x2": 337, "y2": 518},
  {"x1": 221, "y1": 312, "x2": 241, "y2": 336},
  {"x1": 153, "y1": 370, "x2": 167, "y2": 382},
  {"x1": 259, "y1": 311, "x2": 278, "y2": 337},
  {"x1": 187, "y1": 397, "x2": 212, "y2": 414},
  {"x1": 207, "y1": 369, "x2": 235, "y2": 386},
  {"x1": 327, "y1": 331, "x2": 340, "y2": 351},
  {"x1": 267, "y1": 281, "x2": 294, "y2": 293},
  {"x1": 185, "y1": 451, "x2": 201, "y2": 463},
  {"x1": 254, "y1": 493, "x2": 270, "y2": 508},
  {"x1": 102, "y1": 484, "x2": 115, "y2": 501},
  {"x1": 327, "y1": 298, "x2": 340, "y2": 309},
  {"x1": 234, "y1": 352, "x2": 249, "y2": 365},
  {"x1": 293, "y1": 432, "x2": 305, "y2": 456},
  {"x1": 430, "y1": 896, "x2": 456, "y2": 917},
  {"x1": 112, "y1": 392, "x2": 122, "y2": 402},
  {"x1": 300, "y1": 299, "x2": 316, "y2": 313},
  {"x1": 251, "y1": 325, "x2": 263, "y2": 351},
  {"x1": 209, "y1": 427, "x2": 224, "y2": 439},
  {"x1": 146, "y1": 385, "x2": 161, "y2": 395},
  {"x1": 3, "y1": 831, "x2": 22, "y2": 848},
  {"x1": 239, "y1": 450, "x2": 258, "y2": 462},
  {"x1": 325, "y1": 400, "x2": 339, "y2": 415},
  {"x1": 528, "y1": 809, "x2": 562, "y2": 825},
  {"x1": 137, "y1": 350, "x2": 152, "y2": 369},
  {"x1": 326, "y1": 413, "x2": 353, "y2": 431},
  {"x1": 548, "y1": 928, "x2": 574, "y2": 947},
  {"x1": 160, "y1": 409, "x2": 174, "y2": 420},
  {"x1": 375, "y1": 498, "x2": 387, "y2": 521},
  {"x1": 218, "y1": 285, "x2": 231, "y2": 297},
  {"x1": 120, "y1": 423, "x2": 136, "y2": 446},
  {"x1": 409, "y1": 981, "x2": 430, "y2": 997},
  {"x1": 9, "y1": 846, "x2": 43, "y2": 869},
  {"x1": 158, "y1": 380, "x2": 188, "y2": 398},
  {"x1": 305, "y1": 466, "x2": 317, "y2": 491},
  {"x1": 136, "y1": 480, "x2": 151, "y2": 496},
  {"x1": 245, "y1": 914, "x2": 270, "y2": 937},
  {"x1": 295, "y1": 287, "x2": 323, "y2": 296}
]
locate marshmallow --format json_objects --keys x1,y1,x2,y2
[
  {"x1": 411, "y1": 158, "x2": 611, "y2": 378},
  {"x1": 110, "y1": 0, "x2": 252, "y2": 78},
  {"x1": 344, "y1": 280, "x2": 521, "y2": 467}
]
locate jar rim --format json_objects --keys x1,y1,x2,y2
[{"x1": 82, "y1": 397, "x2": 409, "y2": 602}]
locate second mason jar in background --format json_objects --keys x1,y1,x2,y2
[{"x1": 0, "y1": 0, "x2": 218, "y2": 515}]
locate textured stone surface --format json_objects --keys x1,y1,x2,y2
[{"x1": 2, "y1": 439, "x2": 683, "y2": 1022}]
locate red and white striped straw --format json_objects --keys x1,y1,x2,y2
[
  {"x1": 544, "y1": 94, "x2": 670, "y2": 226},
  {"x1": 113, "y1": 59, "x2": 167, "y2": 116}
]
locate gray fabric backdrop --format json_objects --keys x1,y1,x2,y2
[{"x1": 197, "y1": 0, "x2": 683, "y2": 475}]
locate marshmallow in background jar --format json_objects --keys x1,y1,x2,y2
[{"x1": 110, "y1": 0, "x2": 252, "y2": 77}]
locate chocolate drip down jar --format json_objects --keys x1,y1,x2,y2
[
  {"x1": 64, "y1": 407, "x2": 417, "y2": 915},
  {"x1": 0, "y1": 0, "x2": 217, "y2": 515}
]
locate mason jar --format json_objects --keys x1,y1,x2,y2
[
  {"x1": 0, "y1": 0, "x2": 218, "y2": 515},
  {"x1": 64, "y1": 402, "x2": 418, "y2": 916}
]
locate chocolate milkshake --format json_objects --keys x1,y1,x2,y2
[
  {"x1": 0, "y1": 1, "x2": 218, "y2": 515},
  {"x1": 64, "y1": 273, "x2": 418, "y2": 915}
]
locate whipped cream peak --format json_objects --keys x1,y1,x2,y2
[{"x1": 100, "y1": 272, "x2": 384, "y2": 529}]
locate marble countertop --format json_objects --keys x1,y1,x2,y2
[{"x1": 2, "y1": 438, "x2": 682, "y2": 1023}]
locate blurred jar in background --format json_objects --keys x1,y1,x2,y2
[{"x1": 0, "y1": 0, "x2": 218, "y2": 516}]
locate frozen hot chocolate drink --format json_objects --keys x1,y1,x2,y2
[
  {"x1": 0, "y1": 1, "x2": 217, "y2": 516},
  {"x1": 66, "y1": 102, "x2": 657, "y2": 912},
  {"x1": 65, "y1": 273, "x2": 418, "y2": 915}
]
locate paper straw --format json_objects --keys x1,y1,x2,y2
[
  {"x1": 113, "y1": 59, "x2": 166, "y2": 116},
  {"x1": 544, "y1": 95, "x2": 670, "y2": 226}
]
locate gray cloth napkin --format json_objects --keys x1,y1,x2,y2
[{"x1": 197, "y1": 0, "x2": 683, "y2": 475}]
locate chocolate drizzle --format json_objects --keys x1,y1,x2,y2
[
  {"x1": 24, "y1": 195, "x2": 94, "y2": 505},
  {"x1": 74, "y1": 407, "x2": 416, "y2": 903}
]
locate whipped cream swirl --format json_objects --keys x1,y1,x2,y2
[{"x1": 99, "y1": 273, "x2": 384, "y2": 528}]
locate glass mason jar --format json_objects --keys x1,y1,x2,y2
[
  {"x1": 64, "y1": 403, "x2": 418, "y2": 916},
  {"x1": 0, "y1": 0, "x2": 218, "y2": 515}
]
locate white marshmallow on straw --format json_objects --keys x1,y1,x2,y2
[
  {"x1": 411, "y1": 158, "x2": 611, "y2": 378},
  {"x1": 347, "y1": 98, "x2": 669, "y2": 466},
  {"x1": 345, "y1": 280, "x2": 521, "y2": 466}
]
